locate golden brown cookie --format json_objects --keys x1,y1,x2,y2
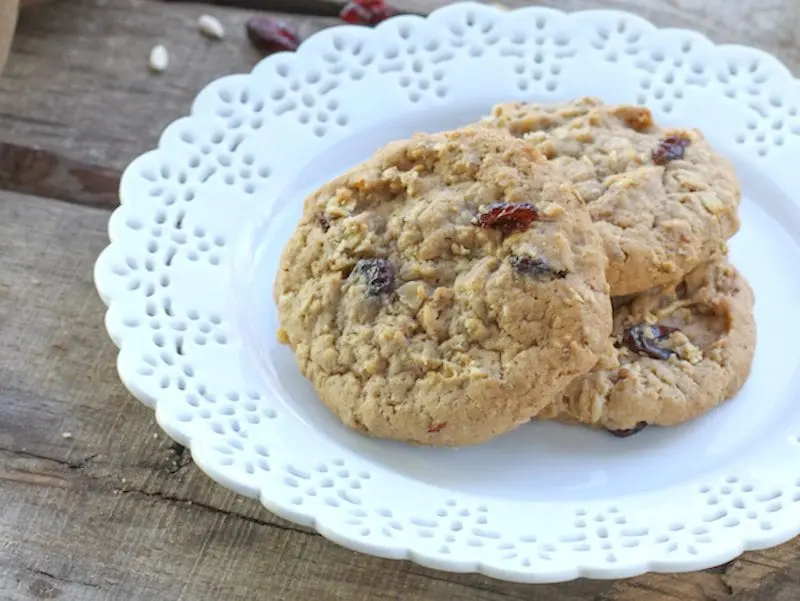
[
  {"x1": 485, "y1": 98, "x2": 742, "y2": 296},
  {"x1": 274, "y1": 128, "x2": 612, "y2": 446},
  {"x1": 538, "y1": 258, "x2": 756, "y2": 435}
]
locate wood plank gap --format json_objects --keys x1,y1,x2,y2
[
  {"x1": 156, "y1": 0, "x2": 346, "y2": 18},
  {"x1": 0, "y1": 141, "x2": 120, "y2": 209}
]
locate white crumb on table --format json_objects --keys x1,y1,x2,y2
[
  {"x1": 149, "y1": 45, "x2": 169, "y2": 73},
  {"x1": 198, "y1": 15, "x2": 225, "y2": 40}
]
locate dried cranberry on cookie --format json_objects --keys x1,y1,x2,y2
[{"x1": 485, "y1": 98, "x2": 741, "y2": 296}]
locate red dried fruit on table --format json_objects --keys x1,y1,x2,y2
[
  {"x1": 509, "y1": 255, "x2": 568, "y2": 279},
  {"x1": 340, "y1": 0, "x2": 399, "y2": 26},
  {"x1": 607, "y1": 421, "x2": 648, "y2": 438},
  {"x1": 622, "y1": 323, "x2": 680, "y2": 360},
  {"x1": 652, "y1": 135, "x2": 690, "y2": 165},
  {"x1": 246, "y1": 17, "x2": 301, "y2": 55},
  {"x1": 474, "y1": 202, "x2": 540, "y2": 235},
  {"x1": 352, "y1": 258, "x2": 395, "y2": 296}
]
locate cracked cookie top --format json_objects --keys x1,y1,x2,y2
[
  {"x1": 485, "y1": 98, "x2": 742, "y2": 296},
  {"x1": 274, "y1": 127, "x2": 612, "y2": 446}
]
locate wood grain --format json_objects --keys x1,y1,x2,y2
[
  {"x1": 163, "y1": 0, "x2": 344, "y2": 17},
  {"x1": 0, "y1": 190, "x2": 617, "y2": 601},
  {"x1": 0, "y1": 141, "x2": 120, "y2": 207},
  {"x1": 3, "y1": 0, "x2": 800, "y2": 599},
  {"x1": 178, "y1": 0, "x2": 800, "y2": 69},
  {"x1": 0, "y1": 0, "x2": 337, "y2": 190},
  {"x1": 1, "y1": 194, "x2": 800, "y2": 600},
  {"x1": 3, "y1": 0, "x2": 800, "y2": 199}
]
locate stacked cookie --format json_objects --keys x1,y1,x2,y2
[
  {"x1": 485, "y1": 98, "x2": 755, "y2": 436},
  {"x1": 274, "y1": 98, "x2": 756, "y2": 446}
]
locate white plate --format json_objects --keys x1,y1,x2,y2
[{"x1": 94, "y1": 2, "x2": 800, "y2": 583}]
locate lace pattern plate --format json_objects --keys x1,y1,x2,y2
[{"x1": 94, "y1": 2, "x2": 800, "y2": 582}]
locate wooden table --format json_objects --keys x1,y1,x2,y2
[{"x1": 1, "y1": 1, "x2": 798, "y2": 599}]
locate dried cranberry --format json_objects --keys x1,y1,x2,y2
[
  {"x1": 474, "y1": 202, "x2": 540, "y2": 234},
  {"x1": 623, "y1": 324, "x2": 679, "y2": 360},
  {"x1": 340, "y1": 0, "x2": 398, "y2": 26},
  {"x1": 352, "y1": 258, "x2": 395, "y2": 296},
  {"x1": 316, "y1": 213, "x2": 330, "y2": 232},
  {"x1": 427, "y1": 422, "x2": 446, "y2": 433},
  {"x1": 607, "y1": 422, "x2": 648, "y2": 438},
  {"x1": 652, "y1": 136, "x2": 690, "y2": 165},
  {"x1": 246, "y1": 17, "x2": 300, "y2": 55},
  {"x1": 509, "y1": 255, "x2": 567, "y2": 279}
]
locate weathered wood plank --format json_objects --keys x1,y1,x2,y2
[
  {"x1": 4, "y1": 0, "x2": 800, "y2": 599},
  {"x1": 0, "y1": 190, "x2": 614, "y2": 600},
  {"x1": 0, "y1": 141, "x2": 119, "y2": 207},
  {"x1": 0, "y1": 0, "x2": 337, "y2": 183},
  {"x1": 4, "y1": 0, "x2": 800, "y2": 209},
  {"x1": 163, "y1": 0, "x2": 343, "y2": 17},
  {"x1": 1, "y1": 187, "x2": 800, "y2": 600},
  {"x1": 184, "y1": 0, "x2": 800, "y2": 72},
  {"x1": 7, "y1": 0, "x2": 800, "y2": 176}
]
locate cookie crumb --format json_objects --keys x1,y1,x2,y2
[
  {"x1": 61, "y1": 432, "x2": 72, "y2": 440},
  {"x1": 611, "y1": 105, "x2": 653, "y2": 131},
  {"x1": 675, "y1": 338, "x2": 703, "y2": 364}
]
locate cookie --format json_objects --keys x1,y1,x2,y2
[
  {"x1": 537, "y1": 258, "x2": 756, "y2": 434},
  {"x1": 275, "y1": 128, "x2": 613, "y2": 446},
  {"x1": 485, "y1": 98, "x2": 742, "y2": 296}
]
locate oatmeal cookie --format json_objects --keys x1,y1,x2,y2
[
  {"x1": 486, "y1": 98, "x2": 741, "y2": 296},
  {"x1": 275, "y1": 128, "x2": 613, "y2": 446},
  {"x1": 538, "y1": 258, "x2": 756, "y2": 434}
]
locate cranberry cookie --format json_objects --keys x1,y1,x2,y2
[
  {"x1": 538, "y1": 258, "x2": 756, "y2": 434},
  {"x1": 275, "y1": 128, "x2": 612, "y2": 446},
  {"x1": 485, "y1": 98, "x2": 742, "y2": 296}
]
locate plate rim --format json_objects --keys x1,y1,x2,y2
[{"x1": 94, "y1": 1, "x2": 800, "y2": 583}]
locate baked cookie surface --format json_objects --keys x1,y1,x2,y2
[
  {"x1": 274, "y1": 128, "x2": 612, "y2": 446},
  {"x1": 486, "y1": 98, "x2": 742, "y2": 296},
  {"x1": 538, "y1": 258, "x2": 756, "y2": 434}
]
